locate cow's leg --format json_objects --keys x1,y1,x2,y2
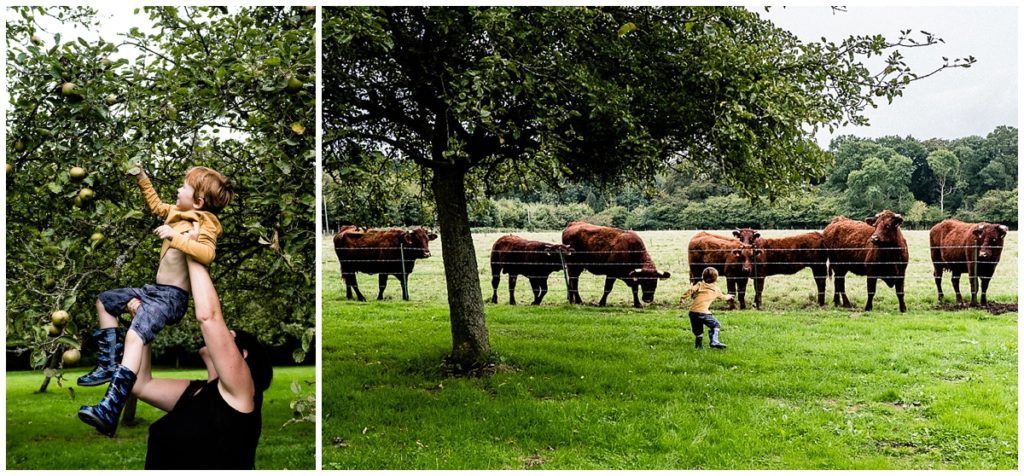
[
  {"x1": 754, "y1": 275, "x2": 766, "y2": 309},
  {"x1": 508, "y1": 274, "x2": 518, "y2": 306},
  {"x1": 598, "y1": 277, "x2": 616, "y2": 307},
  {"x1": 812, "y1": 265, "x2": 827, "y2": 306},
  {"x1": 725, "y1": 278, "x2": 737, "y2": 310},
  {"x1": 735, "y1": 277, "x2": 748, "y2": 310},
  {"x1": 342, "y1": 265, "x2": 352, "y2": 299},
  {"x1": 933, "y1": 263, "x2": 945, "y2": 303},
  {"x1": 490, "y1": 272, "x2": 501, "y2": 304},
  {"x1": 951, "y1": 272, "x2": 964, "y2": 306},
  {"x1": 567, "y1": 268, "x2": 582, "y2": 304},
  {"x1": 531, "y1": 278, "x2": 547, "y2": 305},
  {"x1": 629, "y1": 281, "x2": 642, "y2": 309},
  {"x1": 377, "y1": 274, "x2": 389, "y2": 300},
  {"x1": 980, "y1": 276, "x2": 992, "y2": 306},
  {"x1": 344, "y1": 273, "x2": 365, "y2": 302},
  {"x1": 835, "y1": 271, "x2": 852, "y2": 308},
  {"x1": 400, "y1": 273, "x2": 410, "y2": 301},
  {"x1": 895, "y1": 277, "x2": 907, "y2": 313},
  {"x1": 865, "y1": 276, "x2": 877, "y2": 312}
]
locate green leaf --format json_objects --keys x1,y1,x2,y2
[{"x1": 57, "y1": 336, "x2": 81, "y2": 349}]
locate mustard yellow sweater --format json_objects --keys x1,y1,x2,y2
[
  {"x1": 138, "y1": 175, "x2": 221, "y2": 266},
  {"x1": 680, "y1": 282, "x2": 730, "y2": 313}
]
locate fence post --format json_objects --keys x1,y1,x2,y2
[
  {"x1": 558, "y1": 249, "x2": 570, "y2": 295},
  {"x1": 971, "y1": 241, "x2": 980, "y2": 296}
]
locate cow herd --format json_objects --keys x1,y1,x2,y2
[{"x1": 334, "y1": 211, "x2": 1010, "y2": 312}]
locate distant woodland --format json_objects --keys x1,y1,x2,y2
[{"x1": 328, "y1": 126, "x2": 1017, "y2": 231}]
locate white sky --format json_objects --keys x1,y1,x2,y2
[{"x1": 759, "y1": 5, "x2": 1018, "y2": 146}]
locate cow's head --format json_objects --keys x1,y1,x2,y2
[
  {"x1": 731, "y1": 243, "x2": 762, "y2": 273},
  {"x1": 865, "y1": 210, "x2": 903, "y2": 245},
  {"x1": 543, "y1": 244, "x2": 574, "y2": 257},
  {"x1": 732, "y1": 228, "x2": 761, "y2": 246},
  {"x1": 402, "y1": 228, "x2": 438, "y2": 258},
  {"x1": 628, "y1": 268, "x2": 671, "y2": 303},
  {"x1": 972, "y1": 223, "x2": 1008, "y2": 261}
]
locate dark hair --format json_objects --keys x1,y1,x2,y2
[{"x1": 232, "y1": 329, "x2": 273, "y2": 394}]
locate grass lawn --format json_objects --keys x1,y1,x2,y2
[
  {"x1": 322, "y1": 230, "x2": 1017, "y2": 469},
  {"x1": 6, "y1": 365, "x2": 315, "y2": 470}
]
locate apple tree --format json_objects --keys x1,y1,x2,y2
[{"x1": 6, "y1": 6, "x2": 315, "y2": 390}]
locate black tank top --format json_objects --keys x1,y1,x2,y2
[{"x1": 145, "y1": 379, "x2": 262, "y2": 469}]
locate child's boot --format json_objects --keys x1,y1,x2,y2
[
  {"x1": 694, "y1": 333, "x2": 703, "y2": 349},
  {"x1": 709, "y1": 328, "x2": 727, "y2": 349},
  {"x1": 77, "y1": 328, "x2": 124, "y2": 386},
  {"x1": 78, "y1": 365, "x2": 137, "y2": 437}
]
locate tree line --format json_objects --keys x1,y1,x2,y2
[{"x1": 326, "y1": 125, "x2": 1017, "y2": 232}]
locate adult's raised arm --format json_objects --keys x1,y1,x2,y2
[{"x1": 187, "y1": 257, "x2": 256, "y2": 413}]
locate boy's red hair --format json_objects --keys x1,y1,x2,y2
[{"x1": 185, "y1": 166, "x2": 233, "y2": 215}]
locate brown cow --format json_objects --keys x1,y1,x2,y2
[
  {"x1": 561, "y1": 221, "x2": 670, "y2": 308},
  {"x1": 489, "y1": 235, "x2": 574, "y2": 305},
  {"x1": 334, "y1": 226, "x2": 438, "y2": 301},
  {"x1": 731, "y1": 229, "x2": 829, "y2": 308},
  {"x1": 930, "y1": 219, "x2": 1008, "y2": 307},
  {"x1": 823, "y1": 211, "x2": 909, "y2": 312},
  {"x1": 687, "y1": 230, "x2": 760, "y2": 309}
]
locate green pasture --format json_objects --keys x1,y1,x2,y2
[
  {"x1": 322, "y1": 230, "x2": 1017, "y2": 469},
  {"x1": 6, "y1": 365, "x2": 315, "y2": 470}
]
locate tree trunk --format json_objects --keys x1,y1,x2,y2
[
  {"x1": 37, "y1": 352, "x2": 60, "y2": 393},
  {"x1": 430, "y1": 166, "x2": 491, "y2": 369},
  {"x1": 122, "y1": 396, "x2": 139, "y2": 426}
]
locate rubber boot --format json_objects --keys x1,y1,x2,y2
[
  {"x1": 78, "y1": 365, "x2": 137, "y2": 437},
  {"x1": 77, "y1": 328, "x2": 124, "y2": 387},
  {"x1": 709, "y1": 327, "x2": 727, "y2": 349},
  {"x1": 694, "y1": 334, "x2": 703, "y2": 349}
]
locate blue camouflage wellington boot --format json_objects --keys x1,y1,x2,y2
[
  {"x1": 78, "y1": 365, "x2": 137, "y2": 437},
  {"x1": 709, "y1": 328, "x2": 727, "y2": 349},
  {"x1": 77, "y1": 328, "x2": 124, "y2": 387}
]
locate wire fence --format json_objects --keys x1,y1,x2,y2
[{"x1": 329, "y1": 245, "x2": 1016, "y2": 283}]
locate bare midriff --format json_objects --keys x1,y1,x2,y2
[{"x1": 155, "y1": 247, "x2": 192, "y2": 293}]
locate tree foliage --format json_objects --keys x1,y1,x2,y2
[{"x1": 6, "y1": 6, "x2": 316, "y2": 377}]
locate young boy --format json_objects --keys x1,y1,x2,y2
[
  {"x1": 78, "y1": 166, "x2": 233, "y2": 436},
  {"x1": 680, "y1": 267, "x2": 734, "y2": 349}
]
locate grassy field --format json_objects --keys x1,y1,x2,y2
[
  {"x1": 6, "y1": 365, "x2": 315, "y2": 470},
  {"x1": 322, "y1": 229, "x2": 1017, "y2": 469}
]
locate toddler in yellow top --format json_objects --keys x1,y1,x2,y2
[
  {"x1": 680, "y1": 267, "x2": 734, "y2": 349},
  {"x1": 78, "y1": 165, "x2": 233, "y2": 437}
]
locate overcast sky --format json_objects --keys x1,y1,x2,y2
[{"x1": 758, "y1": 5, "x2": 1018, "y2": 146}]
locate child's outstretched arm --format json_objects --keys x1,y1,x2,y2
[{"x1": 136, "y1": 168, "x2": 172, "y2": 218}]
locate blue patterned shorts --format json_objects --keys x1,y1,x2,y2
[{"x1": 98, "y1": 284, "x2": 189, "y2": 345}]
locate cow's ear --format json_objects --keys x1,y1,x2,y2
[
  {"x1": 403, "y1": 232, "x2": 414, "y2": 245},
  {"x1": 732, "y1": 249, "x2": 742, "y2": 256},
  {"x1": 428, "y1": 233, "x2": 438, "y2": 241},
  {"x1": 543, "y1": 245, "x2": 554, "y2": 256},
  {"x1": 732, "y1": 229, "x2": 741, "y2": 238},
  {"x1": 973, "y1": 225, "x2": 984, "y2": 238},
  {"x1": 865, "y1": 216, "x2": 877, "y2": 226},
  {"x1": 660, "y1": 272, "x2": 671, "y2": 280},
  {"x1": 629, "y1": 268, "x2": 642, "y2": 279},
  {"x1": 753, "y1": 232, "x2": 761, "y2": 240},
  {"x1": 999, "y1": 225, "x2": 1009, "y2": 236},
  {"x1": 894, "y1": 214, "x2": 904, "y2": 226}
]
